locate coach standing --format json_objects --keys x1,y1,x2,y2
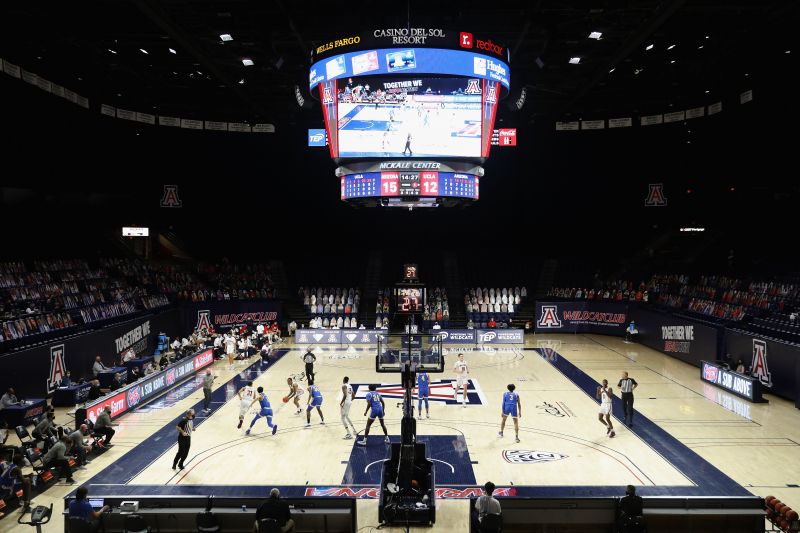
[
  {"x1": 618, "y1": 372, "x2": 638, "y2": 427},
  {"x1": 303, "y1": 348, "x2": 317, "y2": 383},
  {"x1": 172, "y1": 409, "x2": 195, "y2": 470},
  {"x1": 202, "y1": 371, "x2": 215, "y2": 414}
]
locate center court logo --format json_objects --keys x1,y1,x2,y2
[
  {"x1": 537, "y1": 306, "x2": 562, "y2": 328},
  {"x1": 502, "y1": 450, "x2": 568, "y2": 464}
]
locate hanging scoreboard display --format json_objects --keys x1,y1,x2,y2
[
  {"x1": 310, "y1": 29, "x2": 507, "y2": 208},
  {"x1": 341, "y1": 171, "x2": 478, "y2": 200}
]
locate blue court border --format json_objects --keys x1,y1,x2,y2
[{"x1": 77, "y1": 347, "x2": 752, "y2": 499}]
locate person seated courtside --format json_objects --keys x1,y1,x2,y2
[
  {"x1": 254, "y1": 488, "x2": 295, "y2": 533},
  {"x1": 69, "y1": 485, "x2": 110, "y2": 532},
  {"x1": 474, "y1": 481, "x2": 502, "y2": 532},
  {"x1": 618, "y1": 485, "x2": 645, "y2": 533}
]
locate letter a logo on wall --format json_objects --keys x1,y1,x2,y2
[
  {"x1": 537, "y1": 306, "x2": 561, "y2": 328},
  {"x1": 196, "y1": 310, "x2": 212, "y2": 332},
  {"x1": 751, "y1": 339, "x2": 772, "y2": 387},
  {"x1": 160, "y1": 185, "x2": 182, "y2": 208},
  {"x1": 644, "y1": 183, "x2": 667, "y2": 206},
  {"x1": 47, "y1": 344, "x2": 67, "y2": 393}
]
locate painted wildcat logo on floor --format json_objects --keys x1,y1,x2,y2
[{"x1": 502, "y1": 450, "x2": 568, "y2": 464}]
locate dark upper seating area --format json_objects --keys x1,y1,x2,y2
[
  {"x1": 0, "y1": 258, "x2": 278, "y2": 352},
  {"x1": 549, "y1": 273, "x2": 800, "y2": 344}
]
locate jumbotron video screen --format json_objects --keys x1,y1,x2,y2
[
  {"x1": 308, "y1": 28, "x2": 512, "y2": 206},
  {"x1": 337, "y1": 76, "x2": 482, "y2": 158}
]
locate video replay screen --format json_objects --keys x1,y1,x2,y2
[{"x1": 336, "y1": 76, "x2": 485, "y2": 158}]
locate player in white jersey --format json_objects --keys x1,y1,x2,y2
[
  {"x1": 596, "y1": 379, "x2": 615, "y2": 438},
  {"x1": 224, "y1": 333, "x2": 237, "y2": 369},
  {"x1": 340, "y1": 376, "x2": 357, "y2": 439},
  {"x1": 285, "y1": 377, "x2": 306, "y2": 415},
  {"x1": 237, "y1": 381, "x2": 255, "y2": 429},
  {"x1": 453, "y1": 353, "x2": 469, "y2": 407}
]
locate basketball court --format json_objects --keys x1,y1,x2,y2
[{"x1": 7, "y1": 334, "x2": 798, "y2": 532}]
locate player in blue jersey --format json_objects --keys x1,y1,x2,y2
[
  {"x1": 245, "y1": 386, "x2": 278, "y2": 436},
  {"x1": 417, "y1": 371, "x2": 430, "y2": 419},
  {"x1": 355, "y1": 384, "x2": 390, "y2": 445},
  {"x1": 498, "y1": 383, "x2": 522, "y2": 443},
  {"x1": 306, "y1": 379, "x2": 325, "y2": 426}
]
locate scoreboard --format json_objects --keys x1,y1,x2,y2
[
  {"x1": 394, "y1": 286, "x2": 425, "y2": 314},
  {"x1": 342, "y1": 171, "x2": 478, "y2": 200}
]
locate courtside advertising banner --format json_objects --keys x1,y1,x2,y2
[
  {"x1": 476, "y1": 329, "x2": 524, "y2": 344},
  {"x1": 0, "y1": 309, "x2": 180, "y2": 398},
  {"x1": 631, "y1": 307, "x2": 721, "y2": 367},
  {"x1": 295, "y1": 329, "x2": 342, "y2": 345},
  {"x1": 81, "y1": 348, "x2": 214, "y2": 423},
  {"x1": 182, "y1": 300, "x2": 283, "y2": 335},
  {"x1": 340, "y1": 330, "x2": 385, "y2": 344},
  {"x1": 429, "y1": 329, "x2": 478, "y2": 344},
  {"x1": 724, "y1": 329, "x2": 799, "y2": 403},
  {"x1": 535, "y1": 301, "x2": 629, "y2": 334}
]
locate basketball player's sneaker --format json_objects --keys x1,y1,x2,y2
[
  {"x1": 515, "y1": 437, "x2": 520, "y2": 443},
  {"x1": 272, "y1": 424, "x2": 278, "y2": 435},
  {"x1": 355, "y1": 439, "x2": 366, "y2": 446},
  {"x1": 426, "y1": 413, "x2": 429, "y2": 419},
  {"x1": 237, "y1": 420, "x2": 243, "y2": 429},
  {"x1": 609, "y1": 431, "x2": 616, "y2": 438},
  {"x1": 245, "y1": 429, "x2": 251, "y2": 435},
  {"x1": 498, "y1": 431, "x2": 503, "y2": 437},
  {"x1": 344, "y1": 433, "x2": 352, "y2": 439},
  {"x1": 384, "y1": 436, "x2": 391, "y2": 444}
]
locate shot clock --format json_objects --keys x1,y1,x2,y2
[{"x1": 394, "y1": 286, "x2": 425, "y2": 314}]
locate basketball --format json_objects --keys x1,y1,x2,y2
[
  {"x1": 766, "y1": 495, "x2": 776, "y2": 507},
  {"x1": 786, "y1": 509, "x2": 799, "y2": 521},
  {"x1": 282, "y1": 396, "x2": 289, "y2": 403},
  {"x1": 781, "y1": 506, "x2": 792, "y2": 517},
  {"x1": 775, "y1": 503, "x2": 785, "y2": 514}
]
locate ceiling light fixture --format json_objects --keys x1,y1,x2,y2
[
  {"x1": 569, "y1": 57, "x2": 581, "y2": 64},
  {"x1": 108, "y1": 49, "x2": 117, "y2": 54},
  {"x1": 589, "y1": 31, "x2": 602, "y2": 40},
  {"x1": 139, "y1": 48, "x2": 148, "y2": 54},
  {"x1": 667, "y1": 44, "x2": 676, "y2": 50},
  {"x1": 646, "y1": 44, "x2": 654, "y2": 51},
  {"x1": 168, "y1": 48, "x2": 176, "y2": 54},
  {"x1": 242, "y1": 58, "x2": 254, "y2": 66},
  {"x1": 220, "y1": 33, "x2": 233, "y2": 42}
]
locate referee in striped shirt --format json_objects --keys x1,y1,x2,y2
[{"x1": 618, "y1": 372, "x2": 638, "y2": 427}]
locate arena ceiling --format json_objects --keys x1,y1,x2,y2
[{"x1": 1, "y1": 0, "x2": 795, "y2": 124}]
